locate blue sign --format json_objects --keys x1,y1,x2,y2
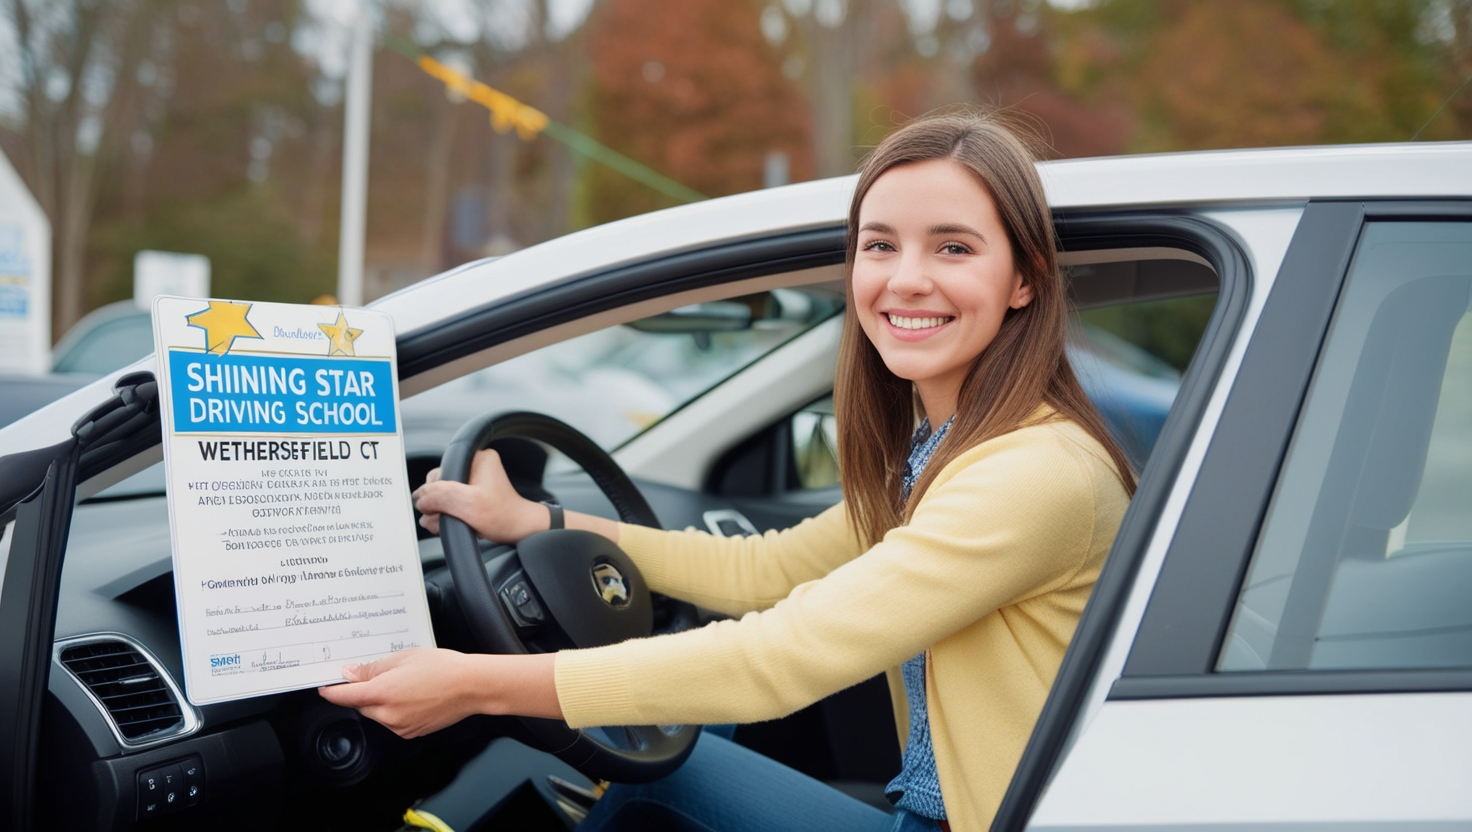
[
  {"x1": 167, "y1": 349, "x2": 397, "y2": 434},
  {"x1": 0, "y1": 283, "x2": 27, "y2": 318}
]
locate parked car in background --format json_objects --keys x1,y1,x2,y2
[
  {"x1": 0, "y1": 372, "x2": 89, "y2": 430},
  {"x1": 1, "y1": 141, "x2": 1469, "y2": 831},
  {"x1": 0, "y1": 302, "x2": 151, "y2": 431},
  {"x1": 49, "y1": 301, "x2": 156, "y2": 377}
]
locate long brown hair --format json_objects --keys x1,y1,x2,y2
[{"x1": 834, "y1": 109, "x2": 1137, "y2": 547}]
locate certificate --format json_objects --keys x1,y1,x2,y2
[{"x1": 152, "y1": 296, "x2": 436, "y2": 705}]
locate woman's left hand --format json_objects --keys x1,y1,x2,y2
[
  {"x1": 318, "y1": 647, "x2": 481, "y2": 738},
  {"x1": 318, "y1": 647, "x2": 563, "y2": 738}
]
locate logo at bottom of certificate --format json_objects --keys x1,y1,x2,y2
[{"x1": 209, "y1": 654, "x2": 243, "y2": 675}]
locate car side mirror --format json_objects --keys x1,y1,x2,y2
[{"x1": 791, "y1": 398, "x2": 839, "y2": 491}]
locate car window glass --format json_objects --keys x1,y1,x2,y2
[
  {"x1": 1219, "y1": 221, "x2": 1472, "y2": 672},
  {"x1": 400, "y1": 287, "x2": 844, "y2": 457},
  {"x1": 777, "y1": 264, "x2": 1216, "y2": 493},
  {"x1": 1073, "y1": 292, "x2": 1215, "y2": 470}
]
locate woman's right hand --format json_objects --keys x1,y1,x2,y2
[{"x1": 412, "y1": 448, "x2": 548, "y2": 543}]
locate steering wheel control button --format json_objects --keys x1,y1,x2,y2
[
  {"x1": 592, "y1": 562, "x2": 631, "y2": 607},
  {"x1": 517, "y1": 530, "x2": 654, "y2": 648},
  {"x1": 499, "y1": 573, "x2": 547, "y2": 627}
]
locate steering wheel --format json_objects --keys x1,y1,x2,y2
[{"x1": 437, "y1": 411, "x2": 700, "y2": 782}]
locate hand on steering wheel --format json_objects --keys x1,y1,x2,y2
[
  {"x1": 431, "y1": 411, "x2": 699, "y2": 782},
  {"x1": 412, "y1": 448, "x2": 548, "y2": 542}
]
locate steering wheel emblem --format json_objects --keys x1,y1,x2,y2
[{"x1": 591, "y1": 563, "x2": 630, "y2": 607}]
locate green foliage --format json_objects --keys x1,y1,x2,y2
[{"x1": 89, "y1": 186, "x2": 335, "y2": 309}]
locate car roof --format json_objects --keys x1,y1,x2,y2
[
  {"x1": 3, "y1": 141, "x2": 1470, "y2": 461},
  {"x1": 376, "y1": 141, "x2": 1472, "y2": 338}
]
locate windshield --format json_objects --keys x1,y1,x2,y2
[{"x1": 399, "y1": 287, "x2": 844, "y2": 454}]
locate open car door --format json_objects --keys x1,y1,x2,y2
[{"x1": 0, "y1": 372, "x2": 161, "y2": 829}]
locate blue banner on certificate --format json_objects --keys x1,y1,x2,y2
[{"x1": 152, "y1": 296, "x2": 436, "y2": 705}]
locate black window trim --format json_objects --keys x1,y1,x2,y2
[
  {"x1": 0, "y1": 372, "x2": 161, "y2": 828},
  {"x1": 1114, "y1": 199, "x2": 1472, "y2": 704},
  {"x1": 994, "y1": 211, "x2": 1252, "y2": 831}
]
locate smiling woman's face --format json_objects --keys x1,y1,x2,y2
[{"x1": 852, "y1": 157, "x2": 1034, "y2": 423}]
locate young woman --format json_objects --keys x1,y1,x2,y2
[{"x1": 320, "y1": 110, "x2": 1135, "y2": 832}]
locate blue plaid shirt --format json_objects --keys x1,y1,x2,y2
[{"x1": 884, "y1": 416, "x2": 953, "y2": 820}]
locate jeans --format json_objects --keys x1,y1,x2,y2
[{"x1": 577, "y1": 730, "x2": 941, "y2": 832}]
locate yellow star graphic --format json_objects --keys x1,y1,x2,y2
[
  {"x1": 318, "y1": 310, "x2": 364, "y2": 357},
  {"x1": 186, "y1": 301, "x2": 262, "y2": 356}
]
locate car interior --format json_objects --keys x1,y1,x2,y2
[{"x1": 25, "y1": 227, "x2": 1223, "y2": 831}]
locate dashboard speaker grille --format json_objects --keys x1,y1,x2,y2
[{"x1": 59, "y1": 640, "x2": 185, "y2": 741}]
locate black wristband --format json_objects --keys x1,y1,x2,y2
[{"x1": 541, "y1": 500, "x2": 563, "y2": 530}]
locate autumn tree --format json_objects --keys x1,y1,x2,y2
[
  {"x1": 90, "y1": 0, "x2": 339, "y2": 306},
  {"x1": 1, "y1": 0, "x2": 158, "y2": 336},
  {"x1": 964, "y1": 0, "x2": 1131, "y2": 158},
  {"x1": 1049, "y1": 0, "x2": 1471, "y2": 153},
  {"x1": 579, "y1": 0, "x2": 813, "y2": 225},
  {"x1": 0, "y1": 0, "x2": 352, "y2": 335}
]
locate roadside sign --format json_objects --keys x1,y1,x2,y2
[
  {"x1": 0, "y1": 148, "x2": 50, "y2": 375},
  {"x1": 135, "y1": 250, "x2": 210, "y2": 310}
]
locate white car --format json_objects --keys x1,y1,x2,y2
[{"x1": 1, "y1": 141, "x2": 1470, "y2": 830}]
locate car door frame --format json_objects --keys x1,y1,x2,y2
[
  {"x1": 1002, "y1": 199, "x2": 1472, "y2": 830},
  {"x1": 0, "y1": 437, "x2": 78, "y2": 831},
  {"x1": 1119, "y1": 200, "x2": 1472, "y2": 697},
  {"x1": 0, "y1": 372, "x2": 162, "y2": 829},
  {"x1": 0, "y1": 204, "x2": 1302, "y2": 829},
  {"x1": 990, "y1": 206, "x2": 1257, "y2": 830}
]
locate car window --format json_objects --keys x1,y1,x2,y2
[
  {"x1": 1219, "y1": 221, "x2": 1472, "y2": 672},
  {"x1": 779, "y1": 286, "x2": 1212, "y2": 494},
  {"x1": 400, "y1": 287, "x2": 844, "y2": 456},
  {"x1": 1068, "y1": 318, "x2": 1189, "y2": 471},
  {"x1": 1070, "y1": 257, "x2": 1217, "y2": 470}
]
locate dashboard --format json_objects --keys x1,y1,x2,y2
[{"x1": 40, "y1": 454, "x2": 810, "y2": 831}]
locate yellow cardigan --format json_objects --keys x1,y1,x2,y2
[{"x1": 555, "y1": 415, "x2": 1130, "y2": 832}]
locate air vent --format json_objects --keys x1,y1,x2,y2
[{"x1": 59, "y1": 639, "x2": 186, "y2": 743}]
